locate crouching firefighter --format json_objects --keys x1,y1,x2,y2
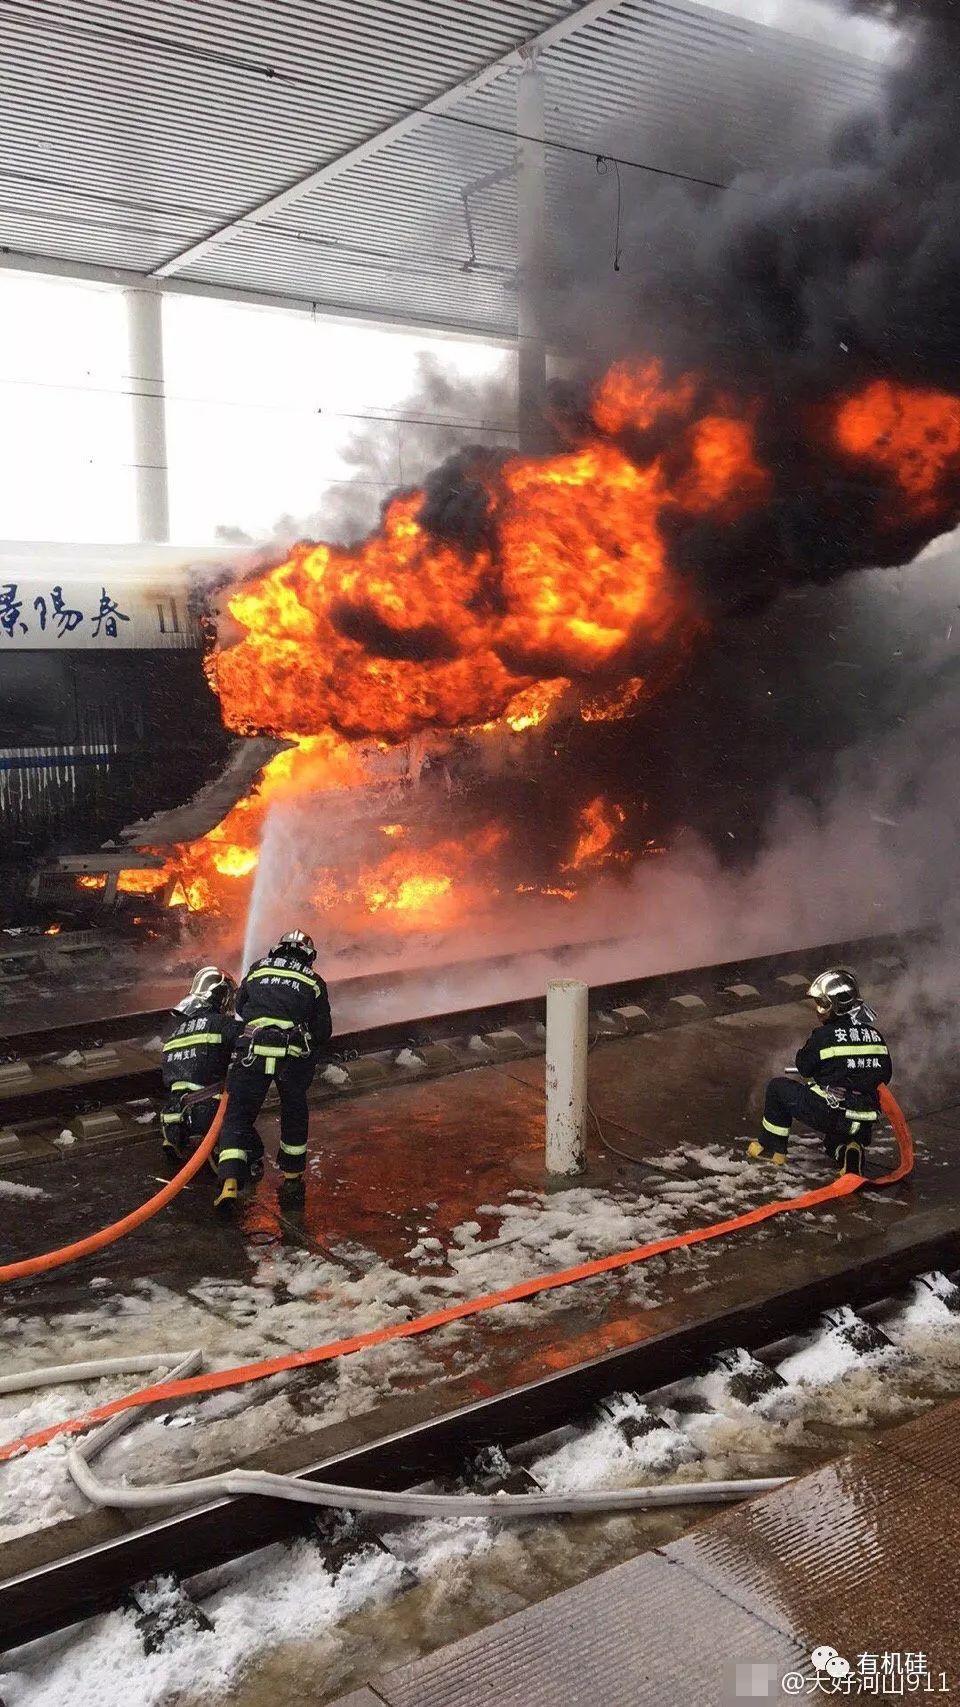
[
  {"x1": 161, "y1": 967, "x2": 239, "y2": 1166},
  {"x1": 749, "y1": 968, "x2": 892, "y2": 1176},
  {"x1": 214, "y1": 930, "x2": 332, "y2": 1213}
]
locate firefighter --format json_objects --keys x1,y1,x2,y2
[
  {"x1": 160, "y1": 966, "x2": 239, "y2": 1165},
  {"x1": 748, "y1": 967, "x2": 892, "y2": 1175},
  {"x1": 214, "y1": 929, "x2": 332, "y2": 1212}
]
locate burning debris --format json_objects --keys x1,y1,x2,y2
[{"x1": 564, "y1": 798, "x2": 628, "y2": 873}]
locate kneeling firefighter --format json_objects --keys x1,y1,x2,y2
[
  {"x1": 214, "y1": 930, "x2": 332, "y2": 1212},
  {"x1": 749, "y1": 968, "x2": 892, "y2": 1175},
  {"x1": 160, "y1": 967, "x2": 239, "y2": 1164}
]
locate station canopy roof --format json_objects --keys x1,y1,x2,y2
[{"x1": 1, "y1": 0, "x2": 896, "y2": 340}]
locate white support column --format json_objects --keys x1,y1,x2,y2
[
  {"x1": 125, "y1": 285, "x2": 170, "y2": 542},
  {"x1": 545, "y1": 979, "x2": 588, "y2": 1176},
  {"x1": 516, "y1": 52, "x2": 549, "y2": 455}
]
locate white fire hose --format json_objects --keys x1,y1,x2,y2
[{"x1": 3, "y1": 1351, "x2": 792, "y2": 1518}]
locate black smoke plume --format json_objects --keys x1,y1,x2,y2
[{"x1": 407, "y1": 18, "x2": 960, "y2": 621}]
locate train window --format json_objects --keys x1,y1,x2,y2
[
  {"x1": 157, "y1": 597, "x2": 181, "y2": 635},
  {"x1": 0, "y1": 653, "x2": 79, "y2": 744}
]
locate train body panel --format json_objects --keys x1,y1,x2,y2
[
  {"x1": 0, "y1": 542, "x2": 256, "y2": 912},
  {"x1": 0, "y1": 540, "x2": 227, "y2": 649}
]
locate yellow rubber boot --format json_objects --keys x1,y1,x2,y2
[
  {"x1": 214, "y1": 1178, "x2": 240, "y2": 1212},
  {"x1": 840, "y1": 1139, "x2": 864, "y2": 1176},
  {"x1": 747, "y1": 1140, "x2": 787, "y2": 1165}
]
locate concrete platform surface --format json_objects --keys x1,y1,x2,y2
[
  {"x1": 2, "y1": 982, "x2": 959, "y2": 1587},
  {"x1": 329, "y1": 1397, "x2": 960, "y2": 1706}
]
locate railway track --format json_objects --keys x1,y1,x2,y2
[
  {"x1": 0, "y1": 927, "x2": 939, "y2": 1671},
  {"x1": 1, "y1": 1210, "x2": 957, "y2": 1657},
  {"x1": 0, "y1": 931, "x2": 911, "y2": 1133}
]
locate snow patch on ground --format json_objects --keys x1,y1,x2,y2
[
  {"x1": 4, "y1": 1290, "x2": 960, "y2": 1705},
  {"x1": 0, "y1": 1543, "x2": 402, "y2": 1707},
  {"x1": 0, "y1": 1180, "x2": 48, "y2": 1201},
  {"x1": 777, "y1": 1320, "x2": 894, "y2": 1386},
  {"x1": 0, "y1": 1122, "x2": 902, "y2": 1558},
  {"x1": 532, "y1": 1407, "x2": 695, "y2": 1492}
]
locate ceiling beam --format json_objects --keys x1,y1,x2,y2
[
  {"x1": 150, "y1": 0, "x2": 628, "y2": 281},
  {"x1": 0, "y1": 248, "x2": 518, "y2": 347}
]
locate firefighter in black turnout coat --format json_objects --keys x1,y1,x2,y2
[
  {"x1": 214, "y1": 930, "x2": 332, "y2": 1211},
  {"x1": 161, "y1": 967, "x2": 239, "y2": 1164},
  {"x1": 749, "y1": 968, "x2": 892, "y2": 1176}
]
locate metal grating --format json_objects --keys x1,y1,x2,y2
[{"x1": 0, "y1": 0, "x2": 894, "y2": 336}]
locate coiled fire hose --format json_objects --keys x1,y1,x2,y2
[
  {"x1": 0, "y1": 1086, "x2": 913, "y2": 1475},
  {"x1": 0, "y1": 1094, "x2": 227, "y2": 1286}
]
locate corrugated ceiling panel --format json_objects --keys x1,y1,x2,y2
[
  {"x1": 177, "y1": 0, "x2": 885, "y2": 329},
  {"x1": 0, "y1": 0, "x2": 579, "y2": 238},
  {"x1": 0, "y1": 0, "x2": 891, "y2": 335}
]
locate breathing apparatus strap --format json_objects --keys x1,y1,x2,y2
[
  {"x1": 809, "y1": 1083, "x2": 880, "y2": 1122},
  {"x1": 239, "y1": 1016, "x2": 310, "y2": 1075}
]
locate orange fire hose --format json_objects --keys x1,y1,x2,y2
[
  {"x1": 0, "y1": 1094, "x2": 227, "y2": 1287},
  {"x1": 0, "y1": 1084, "x2": 912, "y2": 1463}
]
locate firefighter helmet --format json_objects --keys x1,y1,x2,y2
[
  {"x1": 275, "y1": 929, "x2": 317, "y2": 963},
  {"x1": 176, "y1": 965, "x2": 237, "y2": 1016},
  {"x1": 807, "y1": 967, "x2": 861, "y2": 1020}
]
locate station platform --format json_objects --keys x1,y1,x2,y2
[
  {"x1": 2, "y1": 980, "x2": 960, "y2": 1590},
  {"x1": 4, "y1": 987, "x2": 957, "y2": 1314},
  {"x1": 328, "y1": 1394, "x2": 960, "y2": 1705}
]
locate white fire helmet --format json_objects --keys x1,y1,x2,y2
[
  {"x1": 807, "y1": 967, "x2": 861, "y2": 1020},
  {"x1": 275, "y1": 929, "x2": 317, "y2": 964},
  {"x1": 177, "y1": 965, "x2": 237, "y2": 1015}
]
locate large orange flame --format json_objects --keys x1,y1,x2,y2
[
  {"x1": 834, "y1": 380, "x2": 960, "y2": 516},
  {"x1": 207, "y1": 361, "x2": 771, "y2": 746},
  {"x1": 125, "y1": 365, "x2": 960, "y2": 949},
  {"x1": 564, "y1": 796, "x2": 627, "y2": 871}
]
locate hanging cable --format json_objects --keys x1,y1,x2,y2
[{"x1": 595, "y1": 155, "x2": 624, "y2": 271}]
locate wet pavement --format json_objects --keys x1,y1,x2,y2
[
  {"x1": 3, "y1": 995, "x2": 946, "y2": 1305},
  {"x1": 3, "y1": 988, "x2": 960, "y2": 1587},
  {"x1": 4, "y1": 992, "x2": 959, "y2": 1358},
  {"x1": 326, "y1": 1395, "x2": 960, "y2": 1706}
]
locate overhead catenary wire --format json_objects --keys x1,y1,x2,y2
[
  {"x1": 0, "y1": 76, "x2": 754, "y2": 280},
  {"x1": 438, "y1": 109, "x2": 735, "y2": 194},
  {"x1": 595, "y1": 154, "x2": 624, "y2": 271},
  {"x1": 0, "y1": 372, "x2": 519, "y2": 434}
]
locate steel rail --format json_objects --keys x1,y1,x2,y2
[
  {"x1": 0, "y1": 932, "x2": 910, "y2": 1126},
  {"x1": 0, "y1": 1207, "x2": 954, "y2": 1653}
]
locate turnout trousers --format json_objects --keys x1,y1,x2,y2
[
  {"x1": 216, "y1": 1054, "x2": 317, "y2": 1186},
  {"x1": 760, "y1": 1076, "x2": 875, "y2": 1159},
  {"x1": 161, "y1": 1087, "x2": 221, "y2": 1159}
]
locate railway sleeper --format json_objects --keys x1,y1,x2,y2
[
  {"x1": 710, "y1": 1347, "x2": 789, "y2": 1406},
  {"x1": 304, "y1": 1510, "x2": 417, "y2": 1589},
  {"x1": 593, "y1": 1392, "x2": 685, "y2": 1450},
  {"x1": 913, "y1": 1270, "x2": 960, "y2": 1314},
  {"x1": 819, "y1": 1304, "x2": 895, "y2": 1357},
  {"x1": 465, "y1": 1443, "x2": 544, "y2": 1497},
  {"x1": 125, "y1": 1574, "x2": 214, "y2": 1656}
]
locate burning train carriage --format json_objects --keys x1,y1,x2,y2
[
  {"x1": 0, "y1": 545, "x2": 269, "y2": 924},
  {"x1": 4, "y1": 356, "x2": 960, "y2": 961},
  {"x1": 183, "y1": 363, "x2": 960, "y2": 960}
]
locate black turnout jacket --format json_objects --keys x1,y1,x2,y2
[{"x1": 796, "y1": 1002, "x2": 892, "y2": 1109}]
